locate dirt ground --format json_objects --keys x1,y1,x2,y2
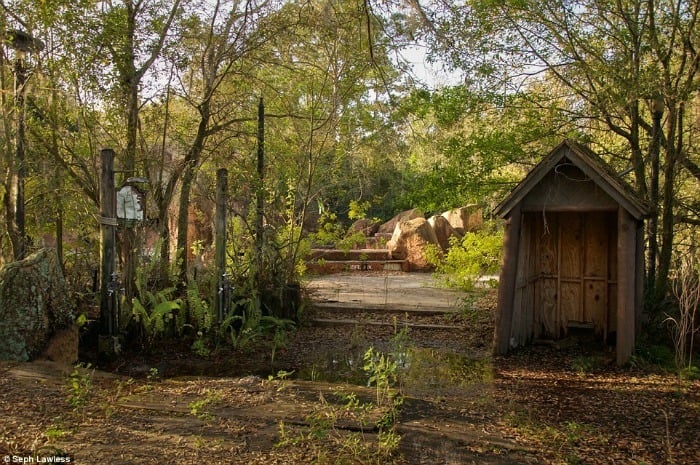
[{"x1": 1, "y1": 273, "x2": 699, "y2": 464}]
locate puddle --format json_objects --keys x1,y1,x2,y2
[
  {"x1": 296, "y1": 346, "x2": 369, "y2": 385},
  {"x1": 400, "y1": 348, "x2": 493, "y2": 397},
  {"x1": 295, "y1": 346, "x2": 493, "y2": 396}
]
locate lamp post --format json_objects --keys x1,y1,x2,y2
[{"x1": 7, "y1": 29, "x2": 44, "y2": 260}]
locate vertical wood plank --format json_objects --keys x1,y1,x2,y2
[
  {"x1": 608, "y1": 216, "x2": 618, "y2": 336},
  {"x1": 560, "y1": 282, "x2": 580, "y2": 330},
  {"x1": 559, "y1": 213, "x2": 583, "y2": 332},
  {"x1": 524, "y1": 214, "x2": 537, "y2": 342},
  {"x1": 584, "y1": 212, "x2": 609, "y2": 332},
  {"x1": 635, "y1": 222, "x2": 645, "y2": 337},
  {"x1": 494, "y1": 204, "x2": 522, "y2": 354},
  {"x1": 559, "y1": 213, "x2": 583, "y2": 280},
  {"x1": 584, "y1": 281, "x2": 607, "y2": 332},
  {"x1": 511, "y1": 213, "x2": 529, "y2": 346},
  {"x1": 536, "y1": 212, "x2": 558, "y2": 337},
  {"x1": 584, "y1": 212, "x2": 608, "y2": 278},
  {"x1": 539, "y1": 279, "x2": 558, "y2": 337},
  {"x1": 617, "y1": 208, "x2": 636, "y2": 365}
]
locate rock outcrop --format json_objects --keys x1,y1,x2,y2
[
  {"x1": 428, "y1": 215, "x2": 462, "y2": 251},
  {"x1": 378, "y1": 208, "x2": 424, "y2": 235},
  {"x1": 0, "y1": 249, "x2": 74, "y2": 361},
  {"x1": 346, "y1": 218, "x2": 381, "y2": 237},
  {"x1": 441, "y1": 205, "x2": 483, "y2": 234},
  {"x1": 387, "y1": 217, "x2": 440, "y2": 271}
]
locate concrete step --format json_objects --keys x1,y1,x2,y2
[
  {"x1": 306, "y1": 259, "x2": 409, "y2": 274},
  {"x1": 311, "y1": 302, "x2": 455, "y2": 316},
  {"x1": 309, "y1": 318, "x2": 459, "y2": 330}
]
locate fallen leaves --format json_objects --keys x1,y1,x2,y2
[{"x1": 1, "y1": 284, "x2": 699, "y2": 464}]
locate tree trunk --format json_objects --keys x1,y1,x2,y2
[
  {"x1": 255, "y1": 98, "x2": 265, "y2": 292},
  {"x1": 647, "y1": 98, "x2": 664, "y2": 292},
  {"x1": 176, "y1": 111, "x2": 210, "y2": 282},
  {"x1": 655, "y1": 103, "x2": 681, "y2": 300}
]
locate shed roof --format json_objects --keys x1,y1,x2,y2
[{"x1": 494, "y1": 140, "x2": 650, "y2": 221}]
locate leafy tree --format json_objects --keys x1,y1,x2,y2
[
  {"x1": 413, "y1": 0, "x2": 700, "y2": 309},
  {"x1": 389, "y1": 83, "x2": 573, "y2": 214},
  {"x1": 166, "y1": 0, "x2": 286, "y2": 281}
]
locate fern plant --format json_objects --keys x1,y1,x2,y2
[
  {"x1": 131, "y1": 283, "x2": 183, "y2": 343},
  {"x1": 186, "y1": 280, "x2": 214, "y2": 334}
]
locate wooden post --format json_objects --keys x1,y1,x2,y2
[
  {"x1": 617, "y1": 207, "x2": 636, "y2": 365},
  {"x1": 214, "y1": 168, "x2": 228, "y2": 322},
  {"x1": 14, "y1": 55, "x2": 28, "y2": 260},
  {"x1": 99, "y1": 148, "x2": 116, "y2": 336},
  {"x1": 494, "y1": 204, "x2": 522, "y2": 355},
  {"x1": 635, "y1": 221, "x2": 645, "y2": 337}
]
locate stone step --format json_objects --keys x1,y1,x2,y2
[
  {"x1": 306, "y1": 259, "x2": 409, "y2": 274},
  {"x1": 362, "y1": 236, "x2": 389, "y2": 249},
  {"x1": 309, "y1": 248, "x2": 392, "y2": 261}
]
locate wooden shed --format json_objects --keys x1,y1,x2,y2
[{"x1": 493, "y1": 140, "x2": 649, "y2": 365}]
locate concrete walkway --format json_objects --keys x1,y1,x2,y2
[{"x1": 305, "y1": 272, "x2": 468, "y2": 312}]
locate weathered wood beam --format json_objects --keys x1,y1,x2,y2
[
  {"x1": 494, "y1": 204, "x2": 522, "y2": 355},
  {"x1": 616, "y1": 207, "x2": 636, "y2": 365}
]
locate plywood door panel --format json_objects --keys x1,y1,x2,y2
[
  {"x1": 559, "y1": 213, "x2": 583, "y2": 279},
  {"x1": 584, "y1": 212, "x2": 609, "y2": 279},
  {"x1": 559, "y1": 213, "x2": 583, "y2": 330},
  {"x1": 537, "y1": 278, "x2": 558, "y2": 337},
  {"x1": 527, "y1": 211, "x2": 617, "y2": 342},
  {"x1": 522, "y1": 214, "x2": 537, "y2": 343},
  {"x1": 560, "y1": 281, "x2": 581, "y2": 332},
  {"x1": 534, "y1": 212, "x2": 558, "y2": 339},
  {"x1": 583, "y1": 212, "x2": 610, "y2": 333},
  {"x1": 608, "y1": 283, "x2": 618, "y2": 332},
  {"x1": 537, "y1": 212, "x2": 558, "y2": 276},
  {"x1": 584, "y1": 280, "x2": 607, "y2": 333}
]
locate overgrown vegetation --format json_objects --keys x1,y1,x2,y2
[
  {"x1": 277, "y1": 344, "x2": 404, "y2": 463},
  {"x1": 667, "y1": 254, "x2": 700, "y2": 380},
  {"x1": 65, "y1": 363, "x2": 94, "y2": 415},
  {"x1": 427, "y1": 223, "x2": 503, "y2": 291}
]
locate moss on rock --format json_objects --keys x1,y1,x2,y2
[{"x1": 0, "y1": 249, "x2": 74, "y2": 361}]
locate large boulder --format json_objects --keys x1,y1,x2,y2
[
  {"x1": 428, "y1": 215, "x2": 462, "y2": 251},
  {"x1": 441, "y1": 205, "x2": 483, "y2": 234},
  {"x1": 346, "y1": 218, "x2": 381, "y2": 237},
  {"x1": 378, "y1": 208, "x2": 424, "y2": 235},
  {"x1": 0, "y1": 249, "x2": 74, "y2": 361},
  {"x1": 387, "y1": 217, "x2": 440, "y2": 271}
]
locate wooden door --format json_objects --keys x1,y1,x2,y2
[{"x1": 532, "y1": 211, "x2": 616, "y2": 339}]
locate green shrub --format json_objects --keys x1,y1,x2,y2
[
  {"x1": 310, "y1": 210, "x2": 345, "y2": 247},
  {"x1": 66, "y1": 363, "x2": 93, "y2": 412},
  {"x1": 428, "y1": 226, "x2": 503, "y2": 291}
]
